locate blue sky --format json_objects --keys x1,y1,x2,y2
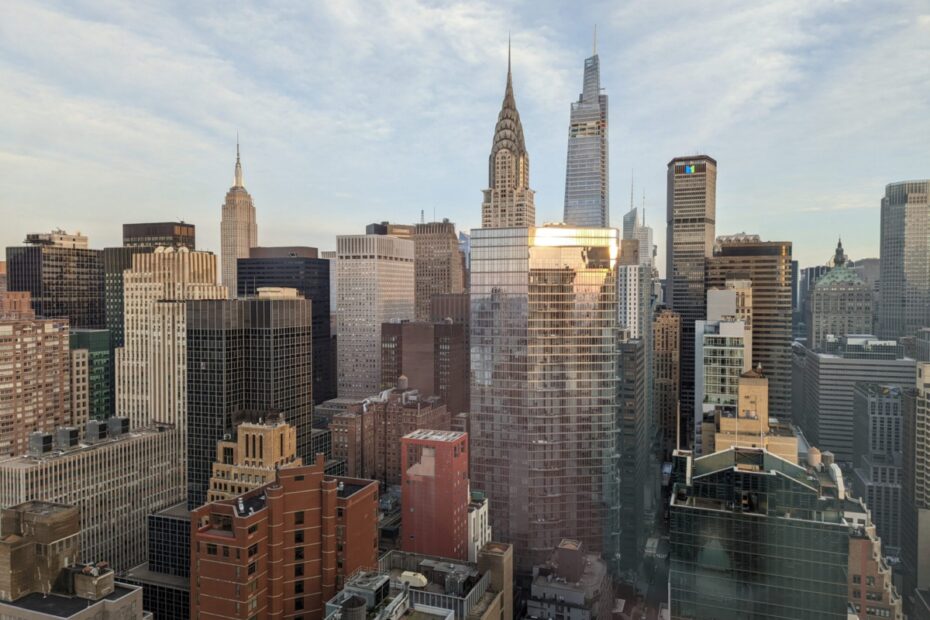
[{"x1": 1, "y1": 0, "x2": 928, "y2": 274}]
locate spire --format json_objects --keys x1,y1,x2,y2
[
  {"x1": 234, "y1": 134, "x2": 243, "y2": 188},
  {"x1": 490, "y1": 35, "x2": 526, "y2": 178},
  {"x1": 834, "y1": 238, "x2": 846, "y2": 267},
  {"x1": 593, "y1": 24, "x2": 597, "y2": 55}
]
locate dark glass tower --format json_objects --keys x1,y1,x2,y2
[
  {"x1": 186, "y1": 295, "x2": 314, "y2": 508},
  {"x1": 69, "y1": 329, "x2": 112, "y2": 420},
  {"x1": 236, "y1": 247, "x2": 333, "y2": 404}
]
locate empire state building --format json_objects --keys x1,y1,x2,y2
[{"x1": 220, "y1": 142, "x2": 257, "y2": 294}]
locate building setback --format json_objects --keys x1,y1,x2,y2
[
  {"x1": 381, "y1": 320, "x2": 469, "y2": 415},
  {"x1": 470, "y1": 226, "x2": 621, "y2": 571},
  {"x1": 400, "y1": 430, "x2": 469, "y2": 561},
  {"x1": 666, "y1": 156, "x2": 717, "y2": 447},
  {"x1": 706, "y1": 234, "x2": 794, "y2": 421},
  {"x1": 412, "y1": 221, "x2": 465, "y2": 322},
  {"x1": 563, "y1": 48, "x2": 609, "y2": 228},
  {"x1": 6, "y1": 230, "x2": 104, "y2": 328},
  {"x1": 793, "y1": 336, "x2": 914, "y2": 463},
  {"x1": 190, "y1": 456, "x2": 379, "y2": 619},
  {"x1": 185, "y1": 290, "x2": 314, "y2": 509},
  {"x1": 237, "y1": 246, "x2": 334, "y2": 404},
  {"x1": 0, "y1": 422, "x2": 184, "y2": 572},
  {"x1": 878, "y1": 180, "x2": 930, "y2": 340},
  {"x1": 336, "y1": 234, "x2": 414, "y2": 399}
]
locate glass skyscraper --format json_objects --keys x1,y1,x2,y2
[
  {"x1": 563, "y1": 52, "x2": 608, "y2": 228},
  {"x1": 470, "y1": 226, "x2": 621, "y2": 571}
]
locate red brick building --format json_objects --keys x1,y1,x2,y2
[
  {"x1": 190, "y1": 455, "x2": 378, "y2": 619},
  {"x1": 400, "y1": 430, "x2": 469, "y2": 560}
]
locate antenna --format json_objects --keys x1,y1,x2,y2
[
  {"x1": 593, "y1": 24, "x2": 597, "y2": 55},
  {"x1": 629, "y1": 169, "x2": 634, "y2": 211},
  {"x1": 642, "y1": 190, "x2": 646, "y2": 226}
]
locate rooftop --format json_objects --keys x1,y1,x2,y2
[
  {"x1": 1, "y1": 584, "x2": 138, "y2": 618},
  {"x1": 402, "y1": 430, "x2": 465, "y2": 443}
]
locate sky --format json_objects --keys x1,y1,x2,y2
[{"x1": 1, "y1": 0, "x2": 928, "y2": 274}]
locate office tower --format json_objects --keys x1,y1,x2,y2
[
  {"x1": 366, "y1": 221, "x2": 415, "y2": 238},
  {"x1": 851, "y1": 384, "x2": 903, "y2": 550},
  {"x1": 0, "y1": 302, "x2": 71, "y2": 458},
  {"x1": 381, "y1": 320, "x2": 469, "y2": 414},
  {"x1": 527, "y1": 539, "x2": 613, "y2": 620},
  {"x1": 793, "y1": 335, "x2": 914, "y2": 462},
  {"x1": 0, "y1": 501, "x2": 148, "y2": 618},
  {"x1": 330, "y1": 384, "x2": 449, "y2": 485},
  {"x1": 186, "y1": 289, "x2": 313, "y2": 508},
  {"x1": 189, "y1": 456, "x2": 379, "y2": 618},
  {"x1": 468, "y1": 491, "x2": 492, "y2": 563},
  {"x1": 902, "y1": 330, "x2": 930, "y2": 609},
  {"x1": 115, "y1": 247, "x2": 226, "y2": 488},
  {"x1": 654, "y1": 307, "x2": 682, "y2": 456},
  {"x1": 670, "y1": 447, "x2": 861, "y2": 619},
  {"x1": 102, "y1": 245, "x2": 153, "y2": 349},
  {"x1": 693, "y1": 317, "x2": 750, "y2": 454},
  {"x1": 220, "y1": 143, "x2": 257, "y2": 292},
  {"x1": 879, "y1": 180, "x2": 930, "y2": 340},
  {"x1": 481, "y1": 49, "x2": 535, "y2": 228},
  {"x1": 701, "y1": 368, "x2": 799, "y2": 463},
  {"x1": 706, "y1": 234, "x2": 793, "y2": 421},
  {"x1": 336, "y1": 234, "x2": 414, "y2": 398},
  {"x1": 207, "y1": 417, "x2": 303, "y2": 502},
  {"x1": 666, "y1": 156, "x2": 717, "y2": 444},
  {"x1": 336, "y1": 543, "x2": 514, "y2": 620},
  {"x1": 471, "y1": 226, "x2": 620, "y2": 571},
  {"x1": 617, "y1": 339, "x2": 648, "y2": 571},
  {"x1": 413, "y1": 220, "x2": 465, "y2": 321},
  {"x1": 6, "y1": 230, "x2": 104, "y2": 328},
  {"x1": 123, "y1": 221, "x2": 195, "y2": 249},
  {"x1": 0, "y1": 421, "x2": 183, "y2": 572},
  {"x1": 69, "y1": 329, "x2": 111, "y2": 421},
  {"x1": 618, "y1": 241, "x2": 653, "y2": 340},
  {"x1": 400, "y1": 430, "x2": 469, "y2": 560},
  {"x1": 237, "y1": 246, "x2": 334, "y2": 403},
  {"x1": 563, "y1": 47, "x2": 608, "y2": 227},
  {"x1": 847, "y1": 517, "x2": 904, "y2": 620},
  {"x1": 623, "y1": 206, "x2": 656, "y2": 267},
  {"x1": 807, "y1": 240, "x2": 873, "y2": 350}
]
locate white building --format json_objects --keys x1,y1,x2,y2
[
  {"x1": 336, "y1": 234, "x2": 414, "y2": 398},
  {"x1": 694, "y1": 317, "x2": 750, "y2": 454},
  {"x1": 467, "y1": 491, "x2": 492, "y2": 563},
  {"x1": 0, "y1": 423, "x2": 184, "y2": 572}
]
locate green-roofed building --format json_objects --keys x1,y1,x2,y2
[
  {"x1": 669, "y1": 446, "x2": 857, "y2": 619},
  {"x1": 806, "y1": 239, "x2": 873, "y2": 350},
  {"x1": 69, "y1": 328, "x2": 112, "y2": 420}
]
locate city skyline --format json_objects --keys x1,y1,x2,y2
[{"x1": 2, "y1": 2, "x2": 928, "y2": 273}]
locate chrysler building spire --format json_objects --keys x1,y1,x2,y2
[{"x1": 481, "y1": 40, "x2": 535, "y2": 228}]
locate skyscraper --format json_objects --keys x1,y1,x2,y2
[
  {"x1": 902, "y1": 330, "x2": 930, "y2": 608},
  {"x1": 654, "y1": 307, "x2": 682, "y2": 457},
  {"x1": 6, "y1": 230, "x2": 104, "y2": 328},
  {"x1": 412, "y1": 220, "x2": 465, "y2": 321},
  {"x1": 185, "y1": 289, "x2": 314, "y2": 508},
  {"x1": 470, "y1": 226, "x2": 620, "y2": 571},
  {"x1": 878, "y1": 180, "x2": 930, "y2": 340},
  {"x1": 481, "y1": 46, "x2": 535, "y2": 229},
  {"x1": 563, "y1": 46, "x2": 608, "y2": 227},
  {"x1": 69, "y1": 329, "x2": 111, "y2": 421},
  {"x1": 807, "y1": 239, "x2": 873, "y2": 350},
  {"x1": 706, "y1": 234, "x2": 794, "y2": 421},
  {"x1": 220, "y1": 142, "x2": 257, "y2": 293},
  {"x1": 666, "y1": 156, "x2": 717, "y2": 445},
  {"x1": 237, "y1": 246, "x2": 334, "y2": 404},
  {"x1": 336, "y1": 234, "x2": 414, "y2": 398}
]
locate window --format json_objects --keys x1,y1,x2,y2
[
  {"x1": 295, "y1": 580, "x2": 304, "y2": 594},
  {"x1": 206, "y1": 544, "x2": 217, "y2": 556},
  {"x1": 295, "y1": 511, "x2": 304, "y2": 525},
  {"x1": 222, "y1": 546, "x2": 229, "y2": 558},
  {"x1": 295, "y1": 547, "x2": 304, "y2": 560},
  {"x1": 295, "y1": 564, "x2": 304, "y2": 577},
  {"x1": 295, "y1": 530, "x2": 304, "y2": 544},
  {"x1": 248, "y1": 544, "x2": 258, "y2": 557},
  {"x1": 248, "y1": 563, "x2": 256, "y2": 575},
  {"x1": 295, "y1": 599, "x2": 304, "y2": 611},
  {"x1": 248, "y1": 524, "x2": 258, "y2": 535}
]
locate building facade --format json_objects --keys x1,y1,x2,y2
[
  {"x1": 102, "y1": 245, "x2": 153, "y2": 349},
  {"x1": 413, "y1": 221, "x2": 465, "y2": 322},
  {"x1": 6, "y1": 230, "x2": 104, "y2": 328},
  {"x1": 190, "y1": 456, "x2": 379, "y2": 619},
  {"x1": 220, "y1": 144, "x2": 257, "y2": 293},
  {"x1": 336, "y1": 234, "x2": 414, "y2": 398},
  {"x1": 903, "y1": 336, "x2": 930, "y2": 610},
  {"x1": 706, "y1": 234, "x2": 793, "y2": 421},
  {"x1": 666, "y1": 156, "x2": 717, "y2": 446},
  {"x1": 186, "y1": 290, "x2": 314, "y2": 508},
  {"x1": 481, "y1": 51, "x2": 535, "y2": 229},
  {"x1": 237, "y1": 246, "x2": 334, "y2": 404},
  {"x1": 400, "y1": 430, "x2": 469, "y2": 561},
  {"x1": 793, "y1": 336, "x2": 914, "y2": 462},
  {"x1": 380, "y1": 320, "x2": 469, "y2": 415},
  {"x1": 654, "y1": 307, "x2": 682, "y2": 457},
  {"x1": 694, "y1": 318, "x2": 749, "y2": 454},
  {"x1": 470, "y1": 226, "x2": 620, "y2": 571},
  {"x1": 563, "y1": 50, "x2": 608, "y2": 228},
  {"x1": 808, "y1": 242, "x2": 873, "y2": 350},
  {"x1": 69, "y1": 329, "x2": 111, "y2": 421},
  {"x1": 122, "y1": 221, "x2": 195, "y2": 249},
  {"x1": 0, "y1": 423, "x2": 184, "y2": 572},
  {"x1": 878, "y1": 180, "x2": 930, "y2": 340},
  {"x1": 527, "y1": 539, "x2": 613, "y2": 620}
]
